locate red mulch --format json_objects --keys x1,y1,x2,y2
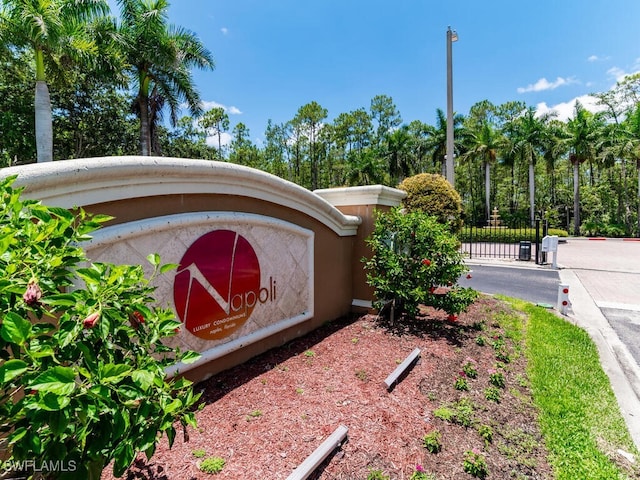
[{"x1": 102, "y1": 296, "x2": 553, "y2": 479}]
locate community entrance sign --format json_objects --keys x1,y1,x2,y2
[{"x1": 174, "y1": 229, "x2": 276, "y2": 340}]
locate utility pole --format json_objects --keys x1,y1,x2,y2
[{"x1": 446, "y1": 26, "x2": 458, "y2": 186}]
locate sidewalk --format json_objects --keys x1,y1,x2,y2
[{"x1": 556, "y1": 238, "x2": 640, "y2": 449}]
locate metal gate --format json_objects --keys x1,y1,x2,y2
[{"x1": 460, "y1": 219, "x2": 547, "y2": 264}]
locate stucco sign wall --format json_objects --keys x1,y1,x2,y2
[{"x1": 84, "y1": 212, "x2": 314, "y2": 367}]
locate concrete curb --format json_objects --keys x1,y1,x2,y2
[{"x1": 559, "y1": 269, "x2": 640, "y2": 449}]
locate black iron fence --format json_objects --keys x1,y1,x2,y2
[{"x1": 459, "y1": 219, "x2": 548, "y2": 263}]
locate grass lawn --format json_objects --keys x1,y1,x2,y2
[{"x1": 507, "y1": 297, "x2": 640, "y2": 479}]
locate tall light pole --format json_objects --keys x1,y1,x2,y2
[{"x1": 446, "y1": 26, "x2": 458, "y2": 186}]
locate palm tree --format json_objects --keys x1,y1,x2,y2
[
  {"x1": 0, "y1": 0, "x2": 110, "y2": 162},
  {"x1": 462, "y1": 118, "x2": 504, "y2": 222},
  {"x1": 423, "y1": 108, "x2": 465, "y2": 177},
  {"x1": 386, "y1": 124, "x2": 412, "y2": 184},
  {"x1": 510, "y1": 107, "x2": 555, "y2": 225},
  {"x1": 563, "y1": 101, "x2": 605, "y2": 235},
  {"x1": 116, "y1": 0, "x2": 214, "y2": 156},
  {"x1": 618, "y1": 104, "x2": 640, "y2": 236}
]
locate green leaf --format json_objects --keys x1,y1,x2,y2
[
  {"x1": 138, "y1": 426, "x2": 158, "y2": 452},
  {"x1": 0, "y1": 359, "x2": 28, "y2": 383},
  {"x1": 47, "y1": 206, "x2": 75, "y2": 221},
  {"x1": 159, "y1": 263, "x2": 179, "y2": 274},
  {"x1": 113, "y1": 442, "x2": 135, "y2": 477},
  {"x1": 147, "y1": 253, "x2": 161, "y2": 266},
  {"x1": 31, "y1": 366, "x2": 76, "y2": 395},
  {"x1": 8, "y1": 426, "x2": 28, "y2": 444},
  {"x1": 0, "y1": 232, "x2": 13, "y2": 257},
  {"x1": 78, "y1": 342, "x2": 98, "y2": 372},
  {"x1": 39, "y1": 393, "x2": 71, "y2": 412},
  {"x1": 76, "y1": 267, "x2": 103, "y2": 285},
  {"x1": 113, "y1": 410, "x2": 130, "y2": 439},
  {"x1": 28, "y1": 343, "x2": 55, "y2": 359},
  {"x1": 165, "y1": 425, "x2": 176, "y2": 448},
  {"x1": 180, "y1": 350, "x2": 202, "y2": 365},
  {"x1": 100, "y1": 364, "x2": 132, "y2": 384},
  {"x1": 164, "y1": 398, "x2": 182, "y2": 414},
  {"x1": 182, "y1": 412, "x2": 198, "y2": 430},
  {"x1": 90, "y1": 213, "x2": 115, "y2": 224},
  {"x1": 44, "y1": 293, "x2": 78, "y2": 307},
  {"x1": 0, "y1": 313, "x2": 32, "y2": 345},
  {"x1": 30, "y1": 206, "x2": 52, "y2": 223},
  {"x1": 131, "y1": 370, "x2": 154, "y2": 391}
]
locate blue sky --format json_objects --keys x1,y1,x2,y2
[{"x1": 110, "y1": 0, "x2": 640, "y2": 146}]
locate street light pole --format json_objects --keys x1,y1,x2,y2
[{"x1": 446, "y1": 26, "x2": 458, "y2": 186}]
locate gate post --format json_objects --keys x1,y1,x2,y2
[{"x1": 535, "y1": 218, "x2": 541, "y2": 265}]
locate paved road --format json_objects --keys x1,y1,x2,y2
[
  {"x1": 600, "y1": 307, "x2": 640, "y2": 367},
  {"x1": 458, "y1": 264, "x2": 560, "y2": 306},
  {"x1": 557, "y1": 238, "x2": 640, "y2": 367}
]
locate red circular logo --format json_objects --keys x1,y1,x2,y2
[{"x1": 173, "y1": 230, "x2": 260, "y2": 340}]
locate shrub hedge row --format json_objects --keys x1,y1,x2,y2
[{"x1": 458, "y1": 227, "x2": 568, "y2": 244}]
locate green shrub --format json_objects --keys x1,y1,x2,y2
[
  {"x1": 422, "y1": 430, "x2": 442, "y2": 453},
  {"x1": 367, "y1": 469, "x2": 390, "y2": 480},
  {"x1": 398, "y1": 173, "x2": 463, "y2": 233},
  {"x1": 364, "y1": 207, "x2": 478, "y2": 319},
  {"x1": 477, "y1": 424, "x2": 494, "y2": 445},
  {"x1": 0, "y1": 177, "x2": 201, "y2": 479},
  {"x1": 199, "y1": 456, "x2": 225, "y2": 474},
  {"x1": 459, "y1": 226, "x2": 568, "y2": 243},
  {"x1": 463, "y1": 449, "x2": 488, "y2": 478},
  {"x1": 485, "y1": 387, "x2": 501, "y2": 403}
]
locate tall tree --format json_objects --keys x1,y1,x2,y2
[
  {"x1": 0, "y1": 49, "x2": 35, "y2": 165},
  {"x1": 116, "y1": 0, "x2": 214, "y2": 156},
  {"x1": 386, "y1": 124, "x2": 412, "y2": 184},
  {"x1": 291, "y1": 101, "x2": 328, "y2": 190},
  {"x1": 618, "y1": 104, "x2": 640, "y2": 236},
  {"x1": 370, "y1": 94, "x2": 402, "y2": 149},
  {"x1": 199, "y1": 107, "x2": 229, "y2": 157},
  {"x1": 463, "y1": 102, "x2": 504, "y2": 222},
  {"x1": 0, "y1": 0, "x2": 110, "y2": 162},
  {"x1": 228, "y1": 122, "x2": 259, "y2": 167},
  {"x1": 263, "y1": 120, "x2": 290, "y2": 180},
  {"x1": 563, "y1": 101, "x2": 605, "y2": 235},
  {"x1": 52, "y1": 68, "x2": 138, "y2": 159},
  {"x1": 510, "y1": 107, "x2": 555, "y2": 225}
]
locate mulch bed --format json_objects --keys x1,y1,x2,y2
[{"x1": 102, "y1": 296, "x2": 553, "y2": 479}]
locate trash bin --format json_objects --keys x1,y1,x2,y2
[{"x1": 518, "y1": 241, "x2": 531, "y2": 261}]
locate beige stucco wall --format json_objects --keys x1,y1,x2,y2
[
  {"x1": 2, "y1": 158, "x2": 407, "y2": 382},
  {"x1": 315, "y1": 186, "x2": 407, "y2": 309},
  {"x1": 2, "y1": 157, "x2": 361, "y2": 382}
]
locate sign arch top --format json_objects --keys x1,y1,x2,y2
[{"x1": 2, "y1": 156, "x2": 361, "y2": 237}]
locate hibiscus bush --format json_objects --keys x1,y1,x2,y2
[
  {"x1": 364, "y1": 207, "x2": 477, "y2": 320},
  {"x1": 0, "y1": 176, "x2": 201, "y2": 479}
]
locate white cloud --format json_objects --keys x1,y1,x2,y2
[
  {"x1": 605, "y1": 58, "x2": 640, "y2": 86},
  {"x1": 607, "y1": 67, "x2": 628, "y2": 83},
  {"x1": 206, "y1": 132, "x2": 233, "y2": 148},
  {"x1": 587, "y1": 54, "x2": 610, "y2": 62},
  {"x1": 535, "y1": 94, "x2": 606, "y2": 121},
  {"x1": 517, "y1": 76, "x2": 578, "y2": 94},
  {"x1": 221, "y1": 27, "x2": 228, "y2": 35},
  {"x1": 200, "y1": 101, "x2": 243, "y2": 115}
]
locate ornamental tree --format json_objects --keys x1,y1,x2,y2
[
  {"x1": 0, "y1": 176, "x2": 200, "y2": 479},
  {"x1": 364, "y1": 207, "x2": 477, "y2": 321},
  {"x1": 397, "y1": 173, "x2": 464, "y2": 233}
]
